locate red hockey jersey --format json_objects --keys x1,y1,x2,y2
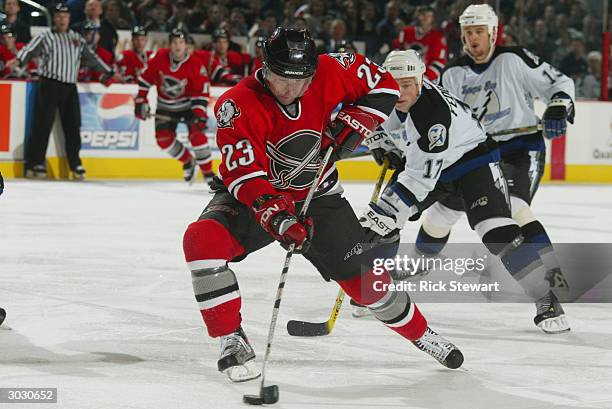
[
  {"x1": 393, "y1": 26, "x2": 447, "y2": 81},
  {"x1": 79, "y1": 46, "x2": 114, "y2": 82},
  {"x1": 193, "y1": 49, "x2": 241, "y2": 86},
  {"x1": 138, "y1": 48, "x2": 210, "y2": 115},
  {"x1": 117, "y1": 49, "x2": 153, "y2": 83},
  {"x1": 215, "y1": 53, "x2": 399, "y2": 206},
  {"x1": 0, "y1": 43, "x2": 36, "y2": 78},
  {"x1": 212, "y1": 49, "x2": 250, "y2": 77}
]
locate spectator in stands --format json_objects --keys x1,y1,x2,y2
[
  {"x1": 527, "y1": 19, "x2": 552, "y2": 63},
  {"x1": 143, "y1": 0, "x2": 171, "y2": 32},
  {"x1": 228, "y1": 8, "x2": 249, "y2": 37},
  {"x1": 393, "y1": 5, "x2": 447, "y2": 81},
  {"x1": 210, "y1": 28, "x2": 248, "y2": 77},
  {"x1": 582, "y1": 14, "x2": 600, "y2": 51},
  {"x1": 0, "y1": 24, "x2": 34, "y2": 79},
  {"x1": 78, "y1": 21, "x2": 114, "y2": 82},
  {"x1": 578, "y1": 51, "x2": 603, "y2": 99},
  {"x1": 321, "y1": 19, "x2": 348, "y2": 53},
  {"x1": 376, "y1": 1, "x2": 401, "y2": 56},
  {"x1": 72, "y1": 0, "x2": 117, "y2": 54},
  {"x1": 360, "y1": 2, "x2": 379, "y2": 56},
  {"x1": 333, "y1": 39, "x2": 356, "y2": 53},
  {"x1": 1, "y1": 0, "x2": 31, "y2": 43},
  {"x1": 198, "y1": 4, "x2": 226, "y2": 34},
  {"x1": 67, "y1": 0, "x2": 87, "y2": 24},
  {"x1": 168, "y1": 0, "x2": 190, "y2": 32},
  {"x1": 560, "y1": 35, "x2": 588, "y2": 82},
  {"x1": 116, "y1": 26, "x2": 151, "y2": 84},
  {"x1": 104, "y1": 0, "x2": 133, "y2": 30}
]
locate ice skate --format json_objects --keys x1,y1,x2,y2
[
  {"x1": 217, "y1": 326, "x2": 260, "y2": 382},
  {"x1": 183, "y1": 158, "x2": 198, "y2": 185},
  {"x1": 350, "y1": 298, "x2": 371, "y2": 318},
  {"x1": 25, "y1": 165, "x2": 47, "y2": 179},
  {"x1": 411, "y1": 327, "x2": 464, "y2": 369},
  {"x1": 534, "y1": 291, "x2": 570, "y2": 334},
  {"x1": 71, "y1": 165, "x2": 86, "y2": 181}
]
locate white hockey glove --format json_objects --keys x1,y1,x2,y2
[
  {"x1": 360, "y1": 183, "x2": 419, "y2": 243},
  {"x1": 363, "y1": 128, "x2": 404, "y2": 169},
  {"x1": 542, "y1": 92, "x2": 574, "y2": 139}
]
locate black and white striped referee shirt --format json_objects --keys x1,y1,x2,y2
[{"x1": 16, "y1": 29, "x2": 111, "y2": 84}]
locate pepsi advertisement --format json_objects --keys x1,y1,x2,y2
[{"x1": 79, "y1": 92, "x2": 139, "y2": 150}]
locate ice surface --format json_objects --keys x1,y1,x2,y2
[{"x1": 1, "y1": 180, "x2": 611, "y2": 409}]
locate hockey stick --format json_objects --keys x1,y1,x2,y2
[
  {"x1": 488, "y1": 124, "x2": 542, "y2": 137},
  {"x1": 286, "y1": 158, "x2": 390, "y2": 337},
  {"x1": 243, "y1": 147, "x2": 335, "y2": 406}
]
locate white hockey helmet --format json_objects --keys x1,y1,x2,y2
[
  {"x1": 383, "y1": 50, "x2": 426, "y2": 84},
  {"x1": 459, "y1": 4, "x2": 498, "y2": 62}
]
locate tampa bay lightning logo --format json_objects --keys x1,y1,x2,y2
[
  {"x1": 160, "y1": 74, "x2": 187, "y2": 99},
  {"x1": 266, "y1": 130, "x2": 322, "y2": 190},
  {"x1": 328, "y1": 53, "x2": 356, "y2": 69},
  {"x1": 428, "y1": 124, "x2": 447, "y2": 150}
]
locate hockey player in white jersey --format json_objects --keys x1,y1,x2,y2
[
  {"x1": 360, "y1": 50, "x2": 570, "y2": 334},
  {"x1": 403, "y1": 4, "x2": 573, "y2": 328}
]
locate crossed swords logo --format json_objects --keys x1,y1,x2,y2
[{"x1": 266, "y1": 130, "x2": 322, "y2": 190}]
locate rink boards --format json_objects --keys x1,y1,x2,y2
[{"x1": 0, "y1": 80, "x2": 611, "y2": 182}]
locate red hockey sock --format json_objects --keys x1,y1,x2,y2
[
  {"x1": 338, "y1": 269, "x2": 427, "y2": 341},
  {"x1": 184, "y1": 219, "x2": 246, "y2": 337}
]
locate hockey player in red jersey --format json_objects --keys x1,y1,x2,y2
[
  {"x1": 136, "y1": 28, "x2": 214, "y2": 185},
  {"x1": 78, "y1": 21, "x2": 115, "y2": 82},
  {"x1": 210, "y1": 28, "x2": 249, "y2": 77},
  {"x1": 116, "y1": 26, "x2": 152, "y2": 84},
  {"x1": 189, "y1": 36, "x2": 241, "y2": 86},
  {"x1": 392, "y1": 5, "x2": 447, "y2": 81},
  {"x1": 0, "y1": 24, "x2": 35, "y2": 78},
  {"x1": 182, "y1": 28, "x2": 464, "y2": 383}
]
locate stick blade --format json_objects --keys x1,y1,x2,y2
[{"x1": 286, "y1": 320, "x2": 330, "y2": 337}]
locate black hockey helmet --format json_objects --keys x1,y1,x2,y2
[
  {"x1": 169, "y1": 27, "x2": 189, "y2": 41},
  {"x1": 0, "y1": 24, "x2": 15, "y2": 36},
  {"x1": 54, "y1": 3, "x2": 70, "y2": 13},
  {"x1": 212, "y1": 28, "x2": 229, "y2": 41},
  {"x1": 263, "y1": 27, "x2": 318, "y2": 79},
  {"x1": 334, "y1": 39, "x2": 356, "y2": 54},
  {"x1": 83, "y1": 21, "x2": 98, "y2": 32},
  {"x1": 132, "y1": 25, "x2": 147, "y2": 37}
]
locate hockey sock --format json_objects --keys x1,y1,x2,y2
[
  {"x1": 338, "y1": 269, "x2": 427, "y2": 340},
  {"x1": 482, "y1": 225, "x2": 550, "y2": 300},
  {"x1": 156, "y1": 130, "x2": 192, "y2": 164},
  {"x1": 416, "y1": 226, "x2": 449, "y2": 255},
  {"x1": 183, "y1": 219, "x2": 245, "y2": 337},
  {"x1": 189, "y1": 131, "x2": 213, "y2": 173},
  {"x1": 521, "y1": 221, "x2": 566, "y2": 287}
]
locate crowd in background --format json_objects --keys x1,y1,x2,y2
[{"x1": 0, "y1": 0, "x2": 610, "y2": 99}]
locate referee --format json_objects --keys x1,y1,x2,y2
[{"x1": 9, "y1": 3, "x2": 114, "y2": 180}]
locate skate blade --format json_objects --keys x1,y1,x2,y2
[
  {"x1": 223, "y1": 359, "x2": 261, "y2": 383},
  {"x1": 537, "y1": 315, "x2": 571, "y2": 334}
]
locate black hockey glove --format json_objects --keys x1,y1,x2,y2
[{"x1": 542, "y1": 92, "x2": 574, "y2": 139}]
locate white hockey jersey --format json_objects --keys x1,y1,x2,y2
[
  {"x1": 440, "y1": 46, "x2": 575, "y2": 141},
  {"x1": 382, "y1": 79, "x2": 488, "y2": 202}
]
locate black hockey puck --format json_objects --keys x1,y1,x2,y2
[
  {"x1": 0, "y1": 307, "x2": 5, "y2": 326},
  {"x1": 243, "y1": 385, "x2": 279, "y2": 405},
  {"x1": 445, "y1": 349, "x2": 464, "y2": 369},
  {"x1": 261, "y1": 385, "x2": 279, "y2": 404}
]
